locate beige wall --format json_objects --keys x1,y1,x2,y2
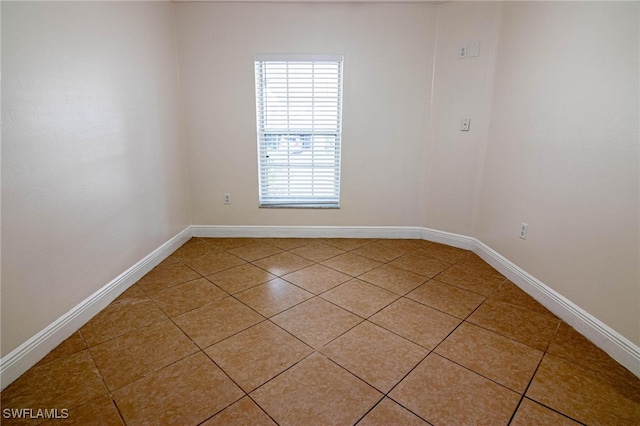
[
  {"x1": 476, "y1": 2, "x2": 640, "y2": 344},
  {"x1": 175, "y1": 2, "x2": 436, "y2": 226},
  {"x1": 423, "y1": 1, "x2": 502, "y2": 235},
  {"x1": 1, "y1": 1, "x2": 191, "y2": 356}
]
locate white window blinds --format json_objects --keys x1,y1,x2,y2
[{"x1": 255, "y1": 55, "x2": 343, "y2": 207}]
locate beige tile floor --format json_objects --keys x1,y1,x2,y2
[{"x1": 2, "y1": 237, "x2": 640, "y2": 425}]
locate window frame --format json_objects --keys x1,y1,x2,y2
[{"x1": 254, "y1": 54, "x2": 344, "y2": 209}]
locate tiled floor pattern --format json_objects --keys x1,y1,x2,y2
[{"x1": 2, "y1": 237, "x2": 639, "y2": 425}]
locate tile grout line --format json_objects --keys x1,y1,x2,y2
[
  {"x1": 7, "y1": 237, "x2": 629, "y2": 425},
  {"x1": 64, "y1": 241, "x2": 471, "y2": 408},
  {"x1": 333, "y1": 243, "x2": 474, "y2": 423},
  {"x1": 422, "y1": 280, "x2": 577, "y2": 424},
  {"x1": 81, "y1": 340, "x2": 129, "y2": 426},
  {"x1": 318, "y1": 246, "x2": 564, "y2": 415},
  {"x1": 505, "y1": 321, "x2": 588, "y2": 425},
  {"x1": 505, "y1": 348, "x2": 551, "y2": 425},
  {"x1": 148, "y1": 245, "x2": 263, "y2": 421},
  {"x1": 378, "y1": 350, "x2": 436, "y2": 424},
  {"x1": 383, "y1": 280, "x2": 521, "y2": 420},
  {"x1": 242, "y1": 393, "x2": 282, "y2": 426},
  {"x1": 251, "y1": 238, "x2": 538, "y2": 423},
  {"x1": 65, "y1": 329, "x2": 128, "y2": 425},
  {"x1": 110, "y1": 250, "x2": 258, "y2": 424},
  {"x1": 200, "y1": 262, "x2": 371, "y2": 408},
  {"x1": 164, "y1": 259, "x2": 332, "y2": 418},
  {"x1": 77, "y1": 276, "x2": 207, "y2": 410},
  {"x1": 202, "y1": 239, "x2": 450, "y2": 424}
]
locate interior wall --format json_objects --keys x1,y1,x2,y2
[
  {"x1": 422, "y1": 1, "x2": 502, "y2": 235},
  {"x1": 1, "y1": 1, "x2": 191, "y2": 356},
  {"x1": 476, "y1": 1, "x2": 640, "y2": 345},
  {"x1": 175, "y1": 2, "x2": 436, "y2": 227}
]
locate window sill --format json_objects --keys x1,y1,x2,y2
[{"x1": 259, "y1": 204, "x2": 340, "y2": 209}]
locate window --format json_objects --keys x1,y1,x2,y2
[{"x1": 254, "y1": 54, "x2": 343, "y2": 208}]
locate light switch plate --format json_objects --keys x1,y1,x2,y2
[{"x1": 468, "y1": 42, "x2": 480, "y2": 57}]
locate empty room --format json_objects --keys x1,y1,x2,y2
[{"x1": 1, "y1": 0, "x2": 639, "y2": 424}]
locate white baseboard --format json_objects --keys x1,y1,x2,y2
[
  {"x1": 192, "y1": 225, "x2": 477, "y2": 251},
  {"x1": 191, "y1": 225, "x2": 426, "y2": 239},
  {"x1": 473, "y1": 240, "x2": 640, "y2": 378},
  {"x1": 420, "y1": 227, "x2": 476, "y2": 250},
  {"x1": 0, "y1": 227, "x2": 192, "y2": 391},
  {"x1": 2, "y1": 224, "x2": 638, "y2": 391}
]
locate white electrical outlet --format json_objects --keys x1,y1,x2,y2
[
  {"x1": 519, "y1": 223, "x2": 528, "y2": 239},
  {"x1": 223, "y1": 193, "x2": 231, "y2": 205},
  {"x1": 460, "y1": 118, "x2": 470, "y2": 131}
]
